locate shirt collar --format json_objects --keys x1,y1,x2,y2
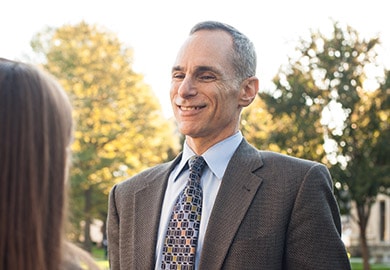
[{"x1": 172, "y1": 131, "x2": 243, "y2": 181}]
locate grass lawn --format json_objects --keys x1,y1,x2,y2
[
  {"x1": 92, "y1": 247, "x2": 109, "y2": 270},
  {"x1": 351, "y1": 260, "x2": 390, "y2": 270},
  {"x1": 351, "y1": 263, "x2": 390, "y2": 269}
]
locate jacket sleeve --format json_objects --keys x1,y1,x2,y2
[
  {"x1": 285, "y1": 163, "x2": 351, "y2": 270},
  {"x1": 107, "y1": 184, "x2": 120, "y2": 270}
]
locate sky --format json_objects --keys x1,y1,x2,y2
[{"x1": 1, "y1": 0, "x2": 389, "y2": 117}]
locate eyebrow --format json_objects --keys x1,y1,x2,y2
[{"x1": 171, "y1": 65, "x2": 222, "y2": 76}]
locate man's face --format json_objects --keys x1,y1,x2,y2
[{"x1": 170, "y1": 30, "x2": 242, "y2": 145}]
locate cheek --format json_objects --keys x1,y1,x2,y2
[
  {"x1": 170, "y1": 84, "x2": 178, "y2": 100},
  {"x1": 215, "y1": 86, "x2": 239, "y2": 108}
]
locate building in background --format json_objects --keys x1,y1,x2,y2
[{"x1": 346, "y1": 194, "x2": 390, "y2": 263}]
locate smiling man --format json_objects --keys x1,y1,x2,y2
[
  {"x1": 170, "y1": 28, "x2": 257, "y2": 154},
  {"x1": 107, "y1": 21, "x2": 351, "y2": 270}
]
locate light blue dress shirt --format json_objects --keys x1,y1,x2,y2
[{"x1": 155, "y1": 131, "x2": 243, "y2": 269}]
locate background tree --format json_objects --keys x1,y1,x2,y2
[
  {"x1": 31, "y1": 21, "x2": 180, "y2": 251},
  {"x1": 242, "y1": 21, "x2": 390, "y2": 270},
  {"x1": 241, "y1": 96, "x2": 276, "y2": 151}
]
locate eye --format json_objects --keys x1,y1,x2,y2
[
  {"x1": 172, "y1": 72, "x2": 185, "y2": 80},
  {"x1": 198, "y1": 73, "x2": 216, "y2": 82}
]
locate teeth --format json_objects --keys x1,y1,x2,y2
[{"x1": 181, "y1": 106, "x2": 200, "y2": 111}]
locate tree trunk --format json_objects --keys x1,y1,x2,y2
[
  {"x1": 83, "y1": 187, "x2": 93, "y2": 252},
  {"x1": 357, "y1": 204, "x2": 371, "y2": 270},
  {"x1": 360, "y1": 229, "x2": 371, "y2": 270}
]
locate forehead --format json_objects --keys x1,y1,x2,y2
[{"x1": 173, "y1": 30, "x2": 234, "y2": 72}]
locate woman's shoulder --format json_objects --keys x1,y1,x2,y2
[{"x1": 61, "y1": 241, "x2": 100, "y2": 270}]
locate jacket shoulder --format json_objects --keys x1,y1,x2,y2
[
  {"x1": 116, "y1": 161, "x2": 173, "y2": 190},
  {"x1": 259, "y1": 150, "x2": 320, "y2": 167}
]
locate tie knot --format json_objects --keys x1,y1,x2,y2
[{"x1": 189, "y1": 155, "x2": 206, "y2": 175}]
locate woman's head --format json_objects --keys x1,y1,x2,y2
[{"x1": 0, "y1": 58, "x2": 73, "y2": 270}]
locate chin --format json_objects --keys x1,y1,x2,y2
[{"x1": 178, "y1": 127, "x2": 198, "y2": 137}]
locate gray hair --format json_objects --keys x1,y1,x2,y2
[{"x1": 190, "y1": 21, "x2": 257, "y2": 81}]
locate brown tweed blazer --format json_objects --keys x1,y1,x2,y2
[{"x1": 107, "y1": 139, "x2": 351, "y2": 269}]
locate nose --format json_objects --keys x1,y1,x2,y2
[{"x1": 177, "y1": 76, "x2": 197, "y2": 98}]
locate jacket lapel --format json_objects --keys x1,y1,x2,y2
[
  {"x1": 199, "y1": 140, "x2": 264, "y2": 269},
  {"x1": 133, "y1": 155, "x2": 182, "y2": 268}
]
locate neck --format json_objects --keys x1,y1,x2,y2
[{"x1": 185, "y1": 130, "x2": 239, "y2": 155}]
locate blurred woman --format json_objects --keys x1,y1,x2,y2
[{"x1": 0, "y1": 58, "x2": 99, "y2": 270}]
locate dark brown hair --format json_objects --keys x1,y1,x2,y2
[{"x1": 0, "y1": 58, "x2": 73, "y2": 270}]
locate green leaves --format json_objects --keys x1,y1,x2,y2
[{"x1": 243, "y1": 21, "x2": 389, "y2": 265}]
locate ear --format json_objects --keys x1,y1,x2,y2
[{"x1": 238, "y1": 76, "x2": 259, "y2": 107}]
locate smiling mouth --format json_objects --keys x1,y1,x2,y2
[{"x1": 179, "y1": 105, "x2": 205, "y2": 111}]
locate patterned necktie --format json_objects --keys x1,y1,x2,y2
[{"x1": 161, "y1": 155, "x2": 206, "y2": 270}]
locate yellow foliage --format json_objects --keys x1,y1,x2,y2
[{"x1": 31, "y1": 21, "x2": 181, "y2": 229}]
